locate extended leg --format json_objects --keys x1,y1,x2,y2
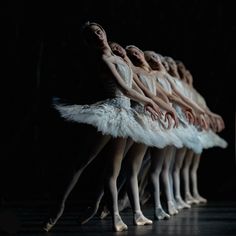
[{"x1": 43, "y1": 133, "x2": 111, "y2": 232}]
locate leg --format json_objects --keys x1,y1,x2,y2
[
  {"x1": 161, "y1": 146, "x2": 178, "y2": 216},
  {"x1": 172, "y1": 147, "x2": 191, "y2": 209},
  {"x1": 104, "y1": 137, "x2": 128, "y2": 232},
  {"x1": 125, "y1": 143, "x2": 152, "y2": 226},
  {"x1": 182, "y1": 150, "x2": 199, "y2": 204},
  {"x1": 99, "y1": 139, "x2": 135, "y2": 219},
  {"x1": 139, "y1": 149, "x2": 151, "y2": 206},
  {"x1": 191, "y1": 153, "x2": 207, "y2": 203},
  {"x1": 43, "y1": 133, "x2": 111, "y2": 232},
  {"x1": 150, "y1": 147, "x2": 170, "y2": 220}
]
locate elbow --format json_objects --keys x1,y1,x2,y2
[{"x1": 123, "y1": 89, "x2": 132, "y2": 97}]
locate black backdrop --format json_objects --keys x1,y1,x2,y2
[{"x1": 3, "y1": 0, "x2": 235, "y2": 203}]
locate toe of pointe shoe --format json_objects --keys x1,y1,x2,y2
[
  {"x1": 113, "y1": 224, "x2": 128, "y2": 232},
  {"x1": 43, "y1": 222, "x2": 54, "y2": 232}
]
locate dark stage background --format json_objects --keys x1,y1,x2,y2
[{"x1": 3, "y1": 0, "x2": 235, "y2": 205}]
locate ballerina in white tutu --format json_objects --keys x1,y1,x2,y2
[
  {"x1": 78, "y1": 41, "x2": 182, "y2": 225},
  {"x1": 108, "y1": 44, "x2": 191, "y2": 219},
  {"x1": 156, "y1": 55, "x2": 227, "y2": 205},
  {"x1": 143, "y1": 50, "x2": 208, "y2": 215},
  {"x1": 175, "y1": 61, "x2": 227, "y2": 204},
  {"x1": 43, "y1": 22, "x2": 166, "y2": 232}
]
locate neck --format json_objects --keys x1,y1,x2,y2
[
  {"x1": 100, "y1": 42, "x2": 112, "y2": 56},
  {"x1": 124, "y1": 55, "x2": 133, "y2": 66},
  {"x1": 140, "y1": 61, "x2": 152, "y2": 72}
]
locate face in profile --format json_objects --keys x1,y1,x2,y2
[
  {"x1": 109, "y1": 42, "x2": 126, "y2": 58},
  {"x1": 185, "y1": 70, "x2": 193, "y2": 85},
  {"x1": 165, "y1": 57, "x2": 178, "y2": 72},
  {"x1": 176, "y1": 61, "x2": 186, "y2": 72},
  {"x1": 176, "y1": 61, "x2": 187, "y2": 81},
  {"x1": 144, "y1": 51, "x2": 163, "y2": 70},
  {"x1": 126, "y1": 46, "x2": 145, "y2": 65},
  {"x1": 83, "y1": 23, "x2": 107, "y2": 48}
]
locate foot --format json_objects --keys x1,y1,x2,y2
[
  {"x1": 154, "y1": 207, "x2": 170, "y2": 220},
  {"x1": 78, "y1": 203, "x2": 99, "y2": 225},
  {"x1": 175, "y1": 197, "x2": 191, "y2": 209},
  {"x1": 185, "y1": 193, "x2": 199, "y2": 205},
  {"x1": 42, "y1": 204, "x2": 64, "y2": 232},
  {"x1": 193, "y1": 194, "x2": 207, "y2": 204},
  {"x1": 42, "y1": 218, "x2": 56, "y2": 232},
  {"x1": 167, "y1": 201, "x2": 179, "y2": 215},
  {"x1": 113, "y1": 214, "x2": 128, "y2": 232},
  {"x1": 133, "y1": 211, "x2": 153, "y2": 225},
  {"x1": 99, "y1": 206, "x2": 110, "y2": 219}
]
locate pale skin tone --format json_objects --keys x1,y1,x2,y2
[
  {"x1": 177, "y1": 61, "x2": 225, "y2": 204},
  {"x1": 124, "y1": 45, "x2": 185, "y2": 217},
  {"x1": 93, "y1": 42, "x2": 179, "y2": 223},
  {"x1": 143, "y1": 51, "x2": 204, "y2": 212},
  {"x1": 159, "y1": 55, "x2": 208, "y2": 205},
  {"x1": 186, "y1": 70, "x2": 224, "y2": 203},
  {"x1": 43, "y1": 23, "x2": 164, "y2": 232},
  {"x1": 96, "y1": 43, "x2": 181, "y2": 220}
]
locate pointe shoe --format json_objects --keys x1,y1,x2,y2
[
  {"x1": 42, "y1": 218, "x2": 56, "y2": 232},
  {"x1": 113, "y1": 214, "x2": 128, "y2": 232},
  {"x1": 154, "y1": 207, "x2": 170, "y2": 220},
  {"x1": 194, "y1": 195, "x2": 207, "y2": 204},
  {"x1": 99, "y1": 205, "x2": 110, "y2": 219},
  {"x1": 134, "y1": 211, "x2": 153, "y2": 225},
  {"x1": 113, "y1": 223, "x2": 128, "y2": 232},
  {"x1": 167, "y1": 201, "x2": 179, "y2": 215}
]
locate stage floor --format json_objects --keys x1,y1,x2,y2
[{"x1": 1, "y1": 201, "x2": 236, "y2": 235}]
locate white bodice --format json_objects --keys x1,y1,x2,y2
[{"x1": 139, "y1": 74, "x2": 157, "y2": 95}]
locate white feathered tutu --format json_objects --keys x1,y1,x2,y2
[
  {"x1": 54, "y1": 57, "x2": 182, "y2": 149},
  {"x1": 170, "y1": 76, "x2": 228, "y2": 150},
  {"x1": 54, "y1": 96, "x2": 182, "y2": 148},
  {"x1": 156, "y1": 74, "x2": 202, "y2": 153}
]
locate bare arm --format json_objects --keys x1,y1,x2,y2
[
  {"x1": 131, "y1": 72, "x2": 179, "y2": 127},
  {"x1": 132, "y1": 79, "x2": 145, "y2": 96},
  {"x1": 104, "y1": 59, "x2": 161, "y2": 118},
  {"x1": 167, "y1": 77, "x2": 206, "y2": 114}
]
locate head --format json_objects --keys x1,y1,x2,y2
[
  {"x1": 125, "y1": 45, "x2": 146, "y2": 66},
  {"x1": 161, "y1": 57, "x2": 170, "y2": 71},
  {"x1": 165, "y1": 56, "x2": 179, "y2": 76},
  {"x1": 144, "y1": 51, "x2": 165, "y2": 71},
  {"x1": 81, "y1": 22, "x2": 107, "y2": 49},
  {"x1": 175, "y1": 60, "x2": 187, "y2": 81},
  {"x1": 109, "y1": 42, "x2": 126, "y2": 58},
  {"x1": 185, "y1": 70, "x2": 193, "y2": 86}
]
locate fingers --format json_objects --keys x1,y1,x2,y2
[{"x1": 166, "y1": 114, "x2": 172, "y2": 129}]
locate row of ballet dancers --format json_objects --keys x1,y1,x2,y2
[{"x1": 43, "y1": 22, "x2": 227, "y2": 232}]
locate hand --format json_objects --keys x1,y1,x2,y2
[
  {"x1": 148, "y1": 100, "x2": 163, "y2": 118},
  {"x1": 208, "y1": 116, "x2": 218, "y2": 132},
  {"x1": 200, "y1": 114, "x2": 209, "y2": 130},
  {"x1": 164, "y1": 109, "x2": 179, "y2": 129},
  {"x1": 182, "y1": 107, "x2": 195, "y2": 125},
  {"x1": 145, "y1": 105, "x2": 160, "y2": 121}
]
